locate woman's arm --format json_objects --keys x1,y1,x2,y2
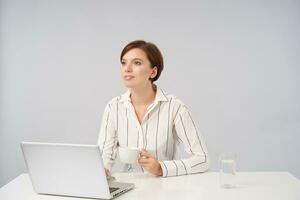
[
  {"x1": 159, "y1": 104, "x2": 210, "y2": 177},
  {"x1": 97, "y1": 103, "x2": 118, "y2": 172}
]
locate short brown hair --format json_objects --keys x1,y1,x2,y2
[{"x1": 120, "y1": 40, "x2": 164, "y2": 82}]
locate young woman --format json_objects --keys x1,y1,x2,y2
[{"x1": 98, "y1": 40, "x2": 210, "y2": 177}]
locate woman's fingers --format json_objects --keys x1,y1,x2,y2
[
  {"x1": 139, "y1": 162, "x2": 152, "y2": 169},
  {"x1": 139, "y1": 162, "x2": 148, "y2": 167},
  {"x1": 139, "y1": 149, "x2": 153, "y2": 158},
  {"x1": 138, "y1": 158, "x2": 148, "y2": 164},
  {"x1": 104, "y1": 168, "x2": 110, "y2": 177},
  {"x1": 138, "y1": 157, "x2": 156, "y2": 167},
  {"x1": 138, "y1": 155, "x2": 152, "y2": 164}
]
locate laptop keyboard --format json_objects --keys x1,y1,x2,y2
[{"x1": 109, "y1": 187, "x2": 119, "y2": 193}]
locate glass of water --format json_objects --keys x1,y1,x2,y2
[
  {"x1": 123, "y1": 163, "x2": 133, "y2": 172},
  {"x1": 219, "y1": 153, "x2": 237, "y2": 189}
]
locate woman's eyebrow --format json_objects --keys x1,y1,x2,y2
[
  {"x1": 122, "y1": 58, "x2": 143, "y2": 62},
  {"x1": 132, "y1": 58, "x2": 143, "y2": 61}
]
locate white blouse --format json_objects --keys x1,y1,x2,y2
[{"x1": 97, "y1": 87, "x2": 210, "y2": 177}]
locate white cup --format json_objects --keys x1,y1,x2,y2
[{"x1": 118, "y1": 146, "x2": 140, "y2": 164}]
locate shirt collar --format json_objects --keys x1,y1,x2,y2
[{"x1": 119, "y1": 86, "x2": 168, "y2": 103}]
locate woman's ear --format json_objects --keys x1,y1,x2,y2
[{"x1": 150, "y1": 66, "x2": 158, "y2": 79}]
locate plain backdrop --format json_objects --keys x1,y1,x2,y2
[{"x1": 0, "y1": 0, "x2": 299, "y2": 187}]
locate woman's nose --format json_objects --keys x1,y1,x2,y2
[{"x1": 124, "y1": 64, "x2": 132, "y2": 72}]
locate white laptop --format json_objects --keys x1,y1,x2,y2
[{"x1": 21, "y1": 142, "x2": 134, "y2": 199}]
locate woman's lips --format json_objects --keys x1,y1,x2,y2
[{"x1": 124, "y1": 75, "x2": 134, "y2": 80}]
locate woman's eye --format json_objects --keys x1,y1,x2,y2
[
  {"x1": 121, "y1": 61, "x2": 126, "y2": 66},
  {"x1": 134, "y1": 61, "x2": 142, "y2": 65}
]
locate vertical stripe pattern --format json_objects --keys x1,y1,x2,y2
[
  {"x1": 98, "y1": 87, "x2": 209, "y2": 177},
  {"x1": 155, "y1": 102, "x2": 161, "y2": 159}
]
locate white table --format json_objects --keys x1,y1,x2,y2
[{"x1": 0, "y1": 172, "x2": 299, "y2": 200}]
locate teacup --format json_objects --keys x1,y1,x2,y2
[{"x1": 118, "y1": 146, "x2": 140, "y2": 164}]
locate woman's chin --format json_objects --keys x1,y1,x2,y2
[{"x1": 123, "y1": 81, "x2": 136, "y2": 88}]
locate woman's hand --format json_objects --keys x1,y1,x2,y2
[
  {"x1": 105, "y1": 168, "x2": 116, "y2": 183},
  {"x1": 104, "y1": 168, "x2": 110, "y2": 177},
  {"x1": 138, "y1": 149, "x2": 163, "y2": 176}
]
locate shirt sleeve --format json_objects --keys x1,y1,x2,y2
[
  {"x1": 97, "y1": 103, "x2": 118, "y2": 172},
  {"x1": 159, "y1": 105, "x2": 210, "y2": 177}
]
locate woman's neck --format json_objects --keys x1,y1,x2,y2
[{"x1": 130, "y1": 83, "x2": 156, "y2": 106}]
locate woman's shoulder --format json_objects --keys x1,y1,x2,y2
[
  {"x1": 164, "y1": 94, "x2": 189, "y2": 114},
  {"x1": 163, "y1": 92, "x2": 190, "y2": 119},
  {"x1": 105, "y1": 95, "x2": 123, "y2": 107},
  {"x1": 163, "y1": 92, "x2": 185, "y2": 106}
]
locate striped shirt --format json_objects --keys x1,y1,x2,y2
[{"x1": 97, "y1": 87, "x2": 210, "y2": 177}]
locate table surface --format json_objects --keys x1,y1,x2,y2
[{"x1": 0, "y1": 171, "x2": 299, "y2": 200}]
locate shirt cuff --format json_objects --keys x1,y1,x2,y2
[{"x1": 159, "y1": 160, "x2": 186, "y2": 177}]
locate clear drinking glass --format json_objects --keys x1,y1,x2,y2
[
  {"x1": 219, "y1": 153, "x2": 237, "y2": 189},
  {"x1": 123, "y1": 163, "x2": 133, "y2": 172}
]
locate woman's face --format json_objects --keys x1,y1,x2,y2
[{"x1": 121, "y1": 48, "x2": 157, "y2": 89}]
